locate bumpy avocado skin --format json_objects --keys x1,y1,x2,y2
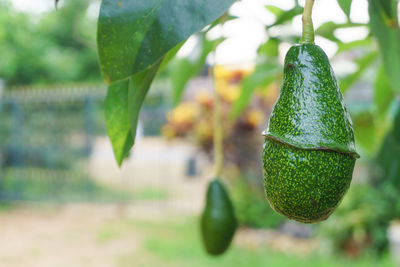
[
  {"x1": 264, "y1": 44, "x2": 359, "y2": 157},
  {"x1": 262, "y1": 44, "x2": 359, "y2": 223},
  {"x1": 201, "y1": 179, "x2": 237, "y2": 255},
  {"x1": 263, "y1": 139, "x2": 355, "y2": 223}
]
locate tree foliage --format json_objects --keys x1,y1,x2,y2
[
  {"x1": 95, "y1": 0, "x2": 400, "y2": 254},
  {"x1": 97, "y1": 0, "x2": 235, "y2": 163},
  {"x1": 0, "y1": 0, "x2": 101, "y2": 86}
]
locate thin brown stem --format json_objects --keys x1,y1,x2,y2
[{"x1": 213, "y1": 67, "x2": 224, "y2": 177}]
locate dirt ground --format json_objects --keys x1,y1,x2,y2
[
  {"x1": 0, "y1": 201, "x2": 207, "y2": 267},
  {"x1": 0, "y1": 137, "x2": 216, "y2": 267},
  {"x1": 0, "y1": 138, "x2": 321, "y2": 267},
  {"x1": 0, "y1": 204, "x2": 142, "y2": 267},
  {"x1": 0, "y1": 202, "x2": 322, "y2": 267}
]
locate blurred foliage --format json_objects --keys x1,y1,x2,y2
[
  {"x1": 0, "y1": 0, "x2": 101, "y2": 87},
  {"x1": 368, "y1": 0, "x2": 400, "y2": 92},
  {"x1": 161, "y1": 0, "x2": 400, "y2": 258},
  {"x1": 1, "y1": 167, "x2": 127, "y2": 201},
  {"x1": 230, "y1": 38, "x2": 281, "y2": 119},
  {"x1": 319, "y1": 184, "x2": 388, "y2": 258},
  {"x1": 162, "y1": 65, "x2": 280, "y2": 227},
  {"x1": 0, "y1": 0, "x2": 399, "y2": 259},
  {"x1": 314, "y1": 0, "x2": 400, "y2": 253},
  {"x1": 0, "y1": 167, "x2": 168, "y2": 202},
  {"x1": 231, "y1": 175, "x2": 284, "y2": 228},
  {"x1": 320, "y1": 107, "x2": 400, "y2": 256},
  {"x1": 162, "y1": 66, "x2": 276, "y2": 166},
  {"x1": 128, "y1": 217, "x2": 394, "y2": 267},
  {"x1": 0, "y1": 91, "x2": 106, "y2": 202},
  {"x1": 163, "y1": 0, "x2": 392, "y2": 157},
  {"x1": 170, "y1": 33, "x2": 224, "y2": 106}
]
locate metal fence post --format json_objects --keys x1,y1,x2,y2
[
  {"x1": 10, "y1": 100, "x2": 23, "y2": 200},
  {"x1": 84, "y1": 95, "x2": 94, "y2": 201}
]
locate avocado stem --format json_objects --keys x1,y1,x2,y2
[
  {"x1": 300, "y1": 0, "x2": 315, "y2": 44},
  {"x1": 212, "y1": 66, "x2": 224, "y2": 177}
]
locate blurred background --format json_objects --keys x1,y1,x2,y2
[{"x1": 0, "y1": 0, "x2": 399, "y2": 266}]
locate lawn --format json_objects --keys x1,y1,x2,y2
[
  {"x1": 0, "y1": 204, "x2": 394, "y2": 267},
  {"x1": 105, "y1": 217, "x2": 394, "y2": 267}
]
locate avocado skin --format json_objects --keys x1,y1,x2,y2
[
  {"x1": 262, "y1": 44, "x2": 359, "y2": 223},
  {"x1": 201, "y1": 179, "x2": 237, "y2": 255},
  {"x1": 263, "y1": 139, "x2": 355, "y2": 223},
  {"x1": 264, "y1": 44, "x2": 359, "y2": 158}
]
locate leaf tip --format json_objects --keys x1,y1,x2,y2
[{"x1": 116, "y1": 159, "x2": 123, "y2": 168}]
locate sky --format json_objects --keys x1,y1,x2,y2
[
  {"x1": 210, "y1": 0, "x2": 369, "y2": 65},
  {"x1": 11, "y1": 0, "x2": 370, "y2": 65}
]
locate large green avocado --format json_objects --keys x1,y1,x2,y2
[
  {"x1": 201, "y1": 179, "x2": 237, "y2": 255},
  {"x1": 262, "y1": 43, "x2": 360, "y2": 223}
]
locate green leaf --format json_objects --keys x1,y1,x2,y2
[
  {"x1": 337, "y1": 0, "x2": 352, "y2": 19},
  {"x1": 170, "y1": 35, "x2": 223, "y2": 106},
  {"x1": 353, "y1": 111, "x2": 377, "y2": 156},
  {"x1": 170, "y1": 59, "x2": 193, "y2": 105},
  {"x1": 265, "y1": 5, "x2": 284, "y2": 17},
  {"x1": 128, "y1": 60, "x2": 162, "y2": 143},
  {"x1": 374, "y1": 66, "x2": 395, "y2": 120},
  {"x1": 315, "y1": 22, "x2": 366, "y2": 42},
  {"x1": 97, "y1": 0, "x2": 235, "y2": 84},
  {"x1": 230, "y1": 38, "x2": 281, "y2": 119},
  {"x1": 394, "y1": 106, "x2": 400, "y2": 142},
  {"x1": 376, "y1": 131, "x2": 400, "y2": 186},
  {"x1": 159, "y1": 41, "x2": 185, "y2": 71},
  {"x1": 230, "y1": 61, "x2": 279, "y2": 119},
  {"x1": 257, "y1": 37, "x2": 280, "y2": 57},
  {"x1": 368, "y1": 0, "x2": 400, "y2": 92},
  {"x1": 374, "y1": 107, "x2": 400, "y2": 187},
  {"x1": 378, "y1": 0, "x2": 399, "y2": 22},
  {"x1": 336, "y1": 38, "x2": 372, "y2": 54},
  {"x1": 266, "y1": 5, "x2": 303, "y2": 29},
  {"x1": 105, "y1": 79, "x2": 133, "y2": 166},
  {"x1": 340, "y1": 51, "x2": 378, "y2": 93},
  {"x1": 207, "y1": 13, "x2": 238, "y2": 31},
  {"x1": 104, "y1": 60, "x2": 162, "y2": 167},
  {"x1": 315, "y1": 22, "x2": 341, "y2": 42}
]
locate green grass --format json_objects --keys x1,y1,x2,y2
[
  {"x1": 132, "y1": 187, "x2": 168, "y2": 201},
  {"x1": 107, "y1": 217, "x2": 395, "y2": 267},
  {"x1": 97, "y1": 225, "x2": 122, "y2": 243},
  {"x1": 0, "y1": 167, "x2": 168, "y2": 202}
]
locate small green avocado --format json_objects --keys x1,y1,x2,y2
[
  {"x1": 201, "y1": 179, "x2": 237, "y2": 255},
  {"x1": 262, "y1": 44, "x2": 360, "y2": 223}
]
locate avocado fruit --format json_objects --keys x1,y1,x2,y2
[
  {"x1": 201, "y1": 179, "x2": 237, "y2": 255},
  {"x1": 262, "y1": 43, "x2": 360, "y2": 223}
]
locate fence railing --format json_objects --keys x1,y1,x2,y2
[{"x1": 0, "y1": 83, "x2": 170, "y2": 202}]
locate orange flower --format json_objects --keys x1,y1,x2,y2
[
  {"x1": 195, "y1": 119, "x2": 213, "y2": 141},
  {"x1": 195, "y1": 90, "x2": 213, "y2": 108},
  {"x1": 167, "y1": 102, "x2": 198, "y2": 125},
  {"x1": 161, "y1": 124, "x2": 176, "y2": 139},
  {"x1": 246, "y1": 109, "x2": 265, "y2": 127}
]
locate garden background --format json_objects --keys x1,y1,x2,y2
[{"x1": 0, "y1": 0, "x2": 399, "y2": 266}]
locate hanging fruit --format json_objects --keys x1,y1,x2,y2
[
  {"x1": 201, "y1": 65, "x2": 237, "y2": 255},
  {"x1": 262, "y1": 0, "x2": 360, "y2": 223},
  {"x1": 201, "y1": 179, "x2": 237, "y2": 255}
]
